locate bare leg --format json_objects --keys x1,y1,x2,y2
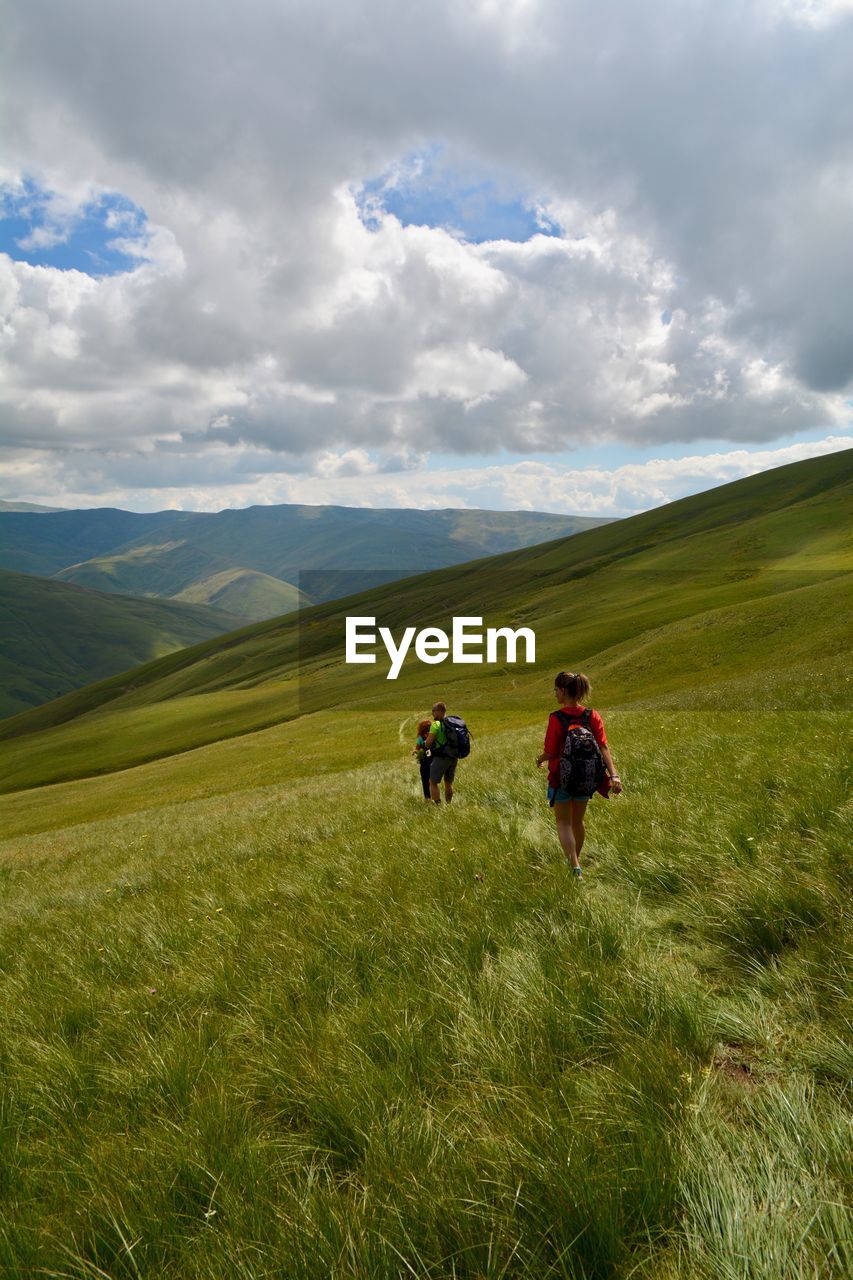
[
  {"x1": 570, "y1": 800, "x2": 588, "y2": 859},
  {"x1": 444, "y1": 781, "x2": 453, "y2": 804},
  {"x1": 429, "y1": 781, "x2": 441, "y2": 804},
  {"x1": 554, "y1": 802, "x2": 580, "y2": 869}
]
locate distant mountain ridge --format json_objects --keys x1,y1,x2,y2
[
  {"x1": 0, "y1": 503, "x2": 611, "y2": 621},
  {"x1": 0, "y1": 499, "x2": 64, "y2": 513},
  {"x1": 2, "y1": 449, "x2": 849, "y2": 779},
  {"x1": 0, "y1": 501, "x2": 610, "y2": 716}
]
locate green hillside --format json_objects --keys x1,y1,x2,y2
[
  {"x1": 0, "y1": 571, "x2": 241, "y2": 719},
  {"x1": 171, "y1": 566, "x2": 304, "y2": 616},
  {"x1": 2, "y1": 449, "x2": 849, "y2": 799},
  {"x1": 53, "y1": 542, "x2": 305, "y2": 622},
  {"x1": 0, "y1": 507, "x2": 185, "y2": 576},
  {"x1": 109, "y1": 504, "x2": 607, "y2": 582},
  {"x1": 0, "y1": 453, "x2": 849, "y2": 1278},
  {"x1": 1, "y1": 502, "x2": 609, "y2": 619},
  {"x1": 52, "y1": 539, "x2": 238, "y2": 597}
]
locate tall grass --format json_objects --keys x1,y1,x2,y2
[{"x1": 0, "y1": 714, "x2": 849, "y2": 1277}]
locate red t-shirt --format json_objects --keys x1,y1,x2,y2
[{"x1": 543, "y1": 706, "x2": 607, "y2": 788}]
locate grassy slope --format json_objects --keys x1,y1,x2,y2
[
  {"x1": 53, "y1": 539, "x2": 241, "y2": 598},
  {"x1": 4, "y1": 501, "x2": 604, "y2": 583},
  {"x1": 0, "y1": 726, "x2": 849, "y2": 1276},
  {"x1": 0, "y1": 508, "x2": 182, "y2": 576},
  {"x1": 171, "y1": 567, "x2": 304, "y2": 619},
  {"x1": 0, "y1": 571, "x2": 241, "y2": 719},
  {"x1": 1, "y1": 449, "x2": 849, "y2": 803},
  {"x1": 3, "y1": 504, "x2": 609, "y2": 605},
  {"x1": 131, "y1": 505, "x2": 610, "y2": 580},
  {"x1": 0, "y1": 453, "x2": 850, "y2": 1277},
  {"x1": 55, "y1": 541, "x2": 304, "y2": 623}
]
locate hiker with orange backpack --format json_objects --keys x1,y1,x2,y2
[{"x1": 536, "y1": 671, "x2": 622, "y2": 878}]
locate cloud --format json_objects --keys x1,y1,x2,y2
[
  {"x1": 0, "y1": 0, "x2": 851, "y2": 506},
  {"x1": 2, "y1": 434, "x2": 849, "y2": 518},
  {"x1": 771, "y1": 0, "x2": 853, "y2": 27}
]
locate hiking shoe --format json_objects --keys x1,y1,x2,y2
[{"x1": 571, "y1": 865, "x2": 583, "y2": 879}]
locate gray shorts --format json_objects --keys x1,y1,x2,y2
[{"x1": 429, "y1": 755, "x2": 457, "y2": 785}]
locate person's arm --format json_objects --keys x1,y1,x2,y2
[
  {"x1": 600, "y1": 744, "x2": 622, "y2": 793},
  {"x1": 591, "y1": 711, "x2": 622, "y2": 792}
]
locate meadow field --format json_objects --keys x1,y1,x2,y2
[{"x1": 0, "y1": 454, "x2": 850, "y2": 1277}]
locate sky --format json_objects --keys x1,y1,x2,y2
[{"x1": 1, "y1": 0, "x2": 852, "y2": 517}]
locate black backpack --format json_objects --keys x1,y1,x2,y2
[
  {"x1": 556, "y1": 709, "x2": 604, "y2": 797},
  {"x1": 440, "y1": 715, "x2": 471, "y2": 759}
]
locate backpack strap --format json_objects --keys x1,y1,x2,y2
[{"x1": 555, "y1": 709, "x2": 591, "y2": 729}]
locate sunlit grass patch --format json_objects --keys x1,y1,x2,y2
[{"x1": 0, "y1": 711, "x2": 850, "y2": 1276}]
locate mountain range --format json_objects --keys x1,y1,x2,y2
[
  {"x1": 0, "y1": 503, "x2": 609, "y2": 621},
  {"x1": 2, "y1": 448, "x2": 849, "y2": 802},
  {"x1": 0, "y1": 501, "x2": 609, "y2": 717}
]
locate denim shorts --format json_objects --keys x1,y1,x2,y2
[{"x1": 548, "y1": 785, "x2": 591, "y2": 806}]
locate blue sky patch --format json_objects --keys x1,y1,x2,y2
[
  {"x1": 358, "y1": 150, "x2": 559, "y2": 244},
  {"x1": 0, "y1": 178, "x2": 150, "y2": 276}
]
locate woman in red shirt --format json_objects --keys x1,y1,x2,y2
[{"x1": 536, "y1": 671, "x2": 622, "y2": 879}]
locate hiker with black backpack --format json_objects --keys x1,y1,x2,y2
[
  {"x1": 425, "y1": 701, "x2": 471, "y2": 805},
  {"x1": 536, "y1": 671, "x2": 622, "y2": 879}
]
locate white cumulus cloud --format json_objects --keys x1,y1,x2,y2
[{"x1": 0, "y1": 0, "x2": 850, "y2": 508}]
